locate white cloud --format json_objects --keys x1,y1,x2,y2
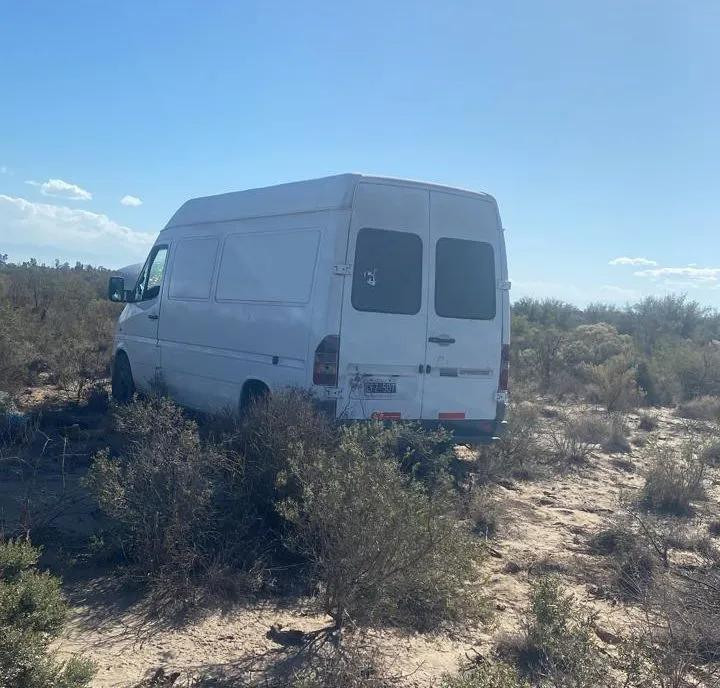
[
  {"x1": 25, "y1": 178, "x2": 92, "y2": 201},
  {"x1": 0, "y1": 165, "x2": 11, "y2": 175},
  {"x1": 609, "y1": 256, "x2": 658, "y2": 266},
  {"x1": 120, "y1": 194, "x2": 143, "y2": 207},
  {"x1": 633, "y1": 266, "x2": 720, "y2": 284},
  {"x1": 0, "y1": 194, "x2": 154, "y2": 266}
]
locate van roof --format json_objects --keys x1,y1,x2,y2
[{"x1": 164, "y1": 174, "x2": 496, "y2": 229}]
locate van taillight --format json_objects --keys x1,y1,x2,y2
[
  {"x1": 313, "y1": 335, "x2": 339, "y2": 386},
  {"x1": 499, "y1": 343, "x2": 510, "y2": 392}
]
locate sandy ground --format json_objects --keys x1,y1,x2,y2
[{"x1": 4, "y1": 393, "x2": 717, "y2": 687}]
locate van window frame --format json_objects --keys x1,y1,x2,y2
[
  {"x1": 434, "y1": 237, "x2": 496, "y2": 321},
  {"x1": 133, "y1": 244, "x2": 169, "y2": 302},
  {"x1": 167, "y1": 236, "x2": 220, "y2": 302},
  {"x1": 214, "y1": 227, "x2": 321, "y2": 305},
  {"x1": 350, "y1": 227, "x2": 424, "y2": 316}
]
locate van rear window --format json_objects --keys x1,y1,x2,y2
[
  {"x1": 435, "y1": 238, "x2": 496, "y2": 320},
  {"x1": 351, "y1": 228, "x2": 423, "y2": 315}
]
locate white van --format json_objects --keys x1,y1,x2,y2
[{"x1": 108, "y1": 174, "x2": 510, "y2": 442}]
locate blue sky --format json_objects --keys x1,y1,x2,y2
[{"x1": 1, "y1": 1, "x2": 718, "y2": 306}]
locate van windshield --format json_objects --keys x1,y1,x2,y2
[{"x1": 435, "y1": 238, "x2": 495, "y2": 320}]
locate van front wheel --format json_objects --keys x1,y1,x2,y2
[{"x1": 111, "y1": 353, "x2": 135, "y2": 403}]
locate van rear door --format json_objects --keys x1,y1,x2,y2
[
  {"x1": 336, "y1": 183, "x2": 429, "y2": 420},
  {"x1": 421, "y1": 191, "x2": 502, "y2": 422}
]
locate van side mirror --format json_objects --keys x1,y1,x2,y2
[{"x1": 108, "y1": 276, "x2": 131, "y2": 302}]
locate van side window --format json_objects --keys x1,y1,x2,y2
[
  {"x1": 351, "y1": 228, "x2": 423, "y2": 315},
  {"x1": 169, "y1": 238, "x2": 218, "y2": 301},
  {"x1": 216, "y1": 229, "x2": 320, "y2": 303},
  {"x1": 134, "y1": 246, "x2": 168, "y2": 302},
  {"x1": 435, "y1": 238, "x2": 495, "y2": 320}
]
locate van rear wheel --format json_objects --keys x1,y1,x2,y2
[{"x1": 111, "y1": 353, "x2": 135, "y2": 403}]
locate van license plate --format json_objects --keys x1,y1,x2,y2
[{"x1": 364, "y1": 381, "x2": 396, "y2": 395}]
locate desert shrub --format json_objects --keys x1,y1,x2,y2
[
  {"x1": 602, "y1": 413, "x2": 631, "y2": 454},
  {"x1": 589, "y1": 524, "x2": 657, "y2": 599},
  {"x1": 0, "y1": 539, "x2": 94, "y2": 688},
  {"x1": 640, "y1": 442, "x2": 707, "y2": 516},
  {"x1": 637, "y1": 411, "x2": 659, "y2": 431},
  {"x1": 459, "y1": 485, "x2": 506, "y2": 538},
  {"x1": 477, "y1": 402, "x2": 545, "y2": 482},
  {"x1": 89, "y1": 391, "x2": 470, "y2": 608},
  {"x1": 570, "y1": 414, "x2": 609, "y2": 445},
  {"x1": 0, "y1": 260, "x2": 121, "y2": 398},
  {"x1": 279, "y1": 423, "x2": 482, "y2": 631},
  {"x1": 525, "y1": 327, "x2": 567, "y2": 392},
  {"x1": 512, "y1": 577, "x2": 607, "y2": 686},
  {"x1": 0, "y1": 392, "x2": 37, "y2": 447},
  {"x1": 441, "y1": 661, "x2": 529, "y2": 688},
  {"x1": 550, "y1": 416, "x2": 596, "y2": 464},
  {"x1": 220, "y1": 388, "x2": 337, "y2": 527},
  {"x1": 649, "y1": 341, "x2": 720, "y2": 403},
  {"x1": 587, "y1": 354, "x2": 642, "y2": 411},
  {"x1": 701, "y1": 436, "x2": 720, "y2": 465},
  {"x1": 561, "y1": 323, "x2": 633, "y2": 368},
  {"x1": 674, "y1": 395, "x2": 720, "y2": 420},
  {"x1": 383, "y1": 422, "x2": 456, "y2": 490},
  {"x1": 86, "y1": 397, "x2": 237, "y2": 588},
  {"x1": 620, "y1": 567, "x2": 720, "y2": 687},
  {"x1": 276, "y1": 641, "x2": 402, "y2": 688}
]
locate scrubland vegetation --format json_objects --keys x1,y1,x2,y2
[{"x1": 2, "y1": 258, "x2": 720, "y2": 686}]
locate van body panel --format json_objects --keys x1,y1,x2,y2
[
  {"x1": 153, "y1": 212, "x2": 339, "y2": 412},
  {"x1": 116, "y1": 299, "x2": 161, "y2": 391},
  {"x1": 112, "y1": 174, "x2": 509, "y2": 432}
]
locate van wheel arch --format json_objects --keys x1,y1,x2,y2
[{"x1": 240, "y1": 379, "x2": 271, "y2": 412}]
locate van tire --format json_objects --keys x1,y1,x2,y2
[
  {"x1": 111, "y1": 352, "x2": 135, "y2": 404},
  {"x1": 240, "y1": 380, "x2": 270, "y2": 413}
]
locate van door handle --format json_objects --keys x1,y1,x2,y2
[
  {"x1": 148, "y1": 314, "x2": 159, "y2": 320},
  {"x1": 428, "y1": 335, "x2": 455, "y2": 345}
]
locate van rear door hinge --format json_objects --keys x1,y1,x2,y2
[
  {"x1": 333, "y1": 264, "x2": 352, "y2": 276},
  {"x1": 497, "y1": 280, "x2": 511, "y2": 291}
]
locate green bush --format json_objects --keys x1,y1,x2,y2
[
  {"x1": 640, "y1": 442, "x2": 706, "y2": 516},
  {"x1": 279, "y1": 422, "x2": 483, "y2": 631},
  {"x1": 0, "y1": 539, "x2": 94, "y2": 688},
  {"x1": 515, "y1": 577, "x2": 607, "y2": 686}
]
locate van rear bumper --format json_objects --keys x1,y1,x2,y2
[{"x1": 422, "y1": 401, "x2": 508, "y2": 445}]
